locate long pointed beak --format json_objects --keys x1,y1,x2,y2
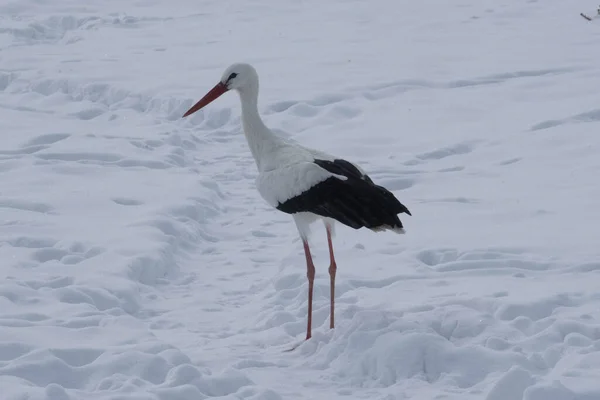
[{"x1": 182, "y1": 82, "x2": 228, "y2": 118}]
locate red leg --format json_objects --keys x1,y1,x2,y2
[
  {"x1": 326, "y1": 225, "x2": 337, "y2": 329},
  {"x1": 302, "y1": 239, "x2": 316, "y2": 340}
]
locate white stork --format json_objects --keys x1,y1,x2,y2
[{"x1": 182, "y1": 63, "x2": 411, "y2": 341}]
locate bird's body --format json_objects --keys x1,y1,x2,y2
[{"x1": 183, "y1": 63, "x2": 411, "y2": 341}]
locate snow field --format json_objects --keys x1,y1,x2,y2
[{"x1": 2, "y1": 0, "x2": 600, "y2": 399}]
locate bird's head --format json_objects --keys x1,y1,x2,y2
[{"x1": 182, "y1": 63, "x2": 258, "y2": 118}]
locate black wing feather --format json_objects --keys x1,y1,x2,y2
[{"x1": 276, "y1": 159, "x2": 411, "y2": 231}]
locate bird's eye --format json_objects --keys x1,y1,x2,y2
[{"x1": 227, "y1": 73, "x2": 238, "y2": 82}]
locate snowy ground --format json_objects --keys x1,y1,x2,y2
[{"x1": 2, "y1": 0, "x2": 600, "y2": 399}]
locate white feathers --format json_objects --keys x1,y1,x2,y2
[
  {"x1": 256, "y1": 160, "x2": 342, "y2": 207},
  {"x1": 370, "y1": 225, "x2": 406, "y2": 234},
  {"x1": 292, "y1": 213, "x2": 337, "y2": 241},
  {"x1": 292, "y1": 212, "x2": 320, "y2": 240}
]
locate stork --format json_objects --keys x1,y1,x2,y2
[{"x1": 182, "y1": 63, "x2": 411, "y2": 341}]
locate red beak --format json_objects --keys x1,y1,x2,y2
[{"x1": 182, "y1": 82, "x2": 229, "y2": 118}]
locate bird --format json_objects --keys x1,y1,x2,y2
[{"x1": 182, "y1": 63, "x2": 411, "y2": 341}]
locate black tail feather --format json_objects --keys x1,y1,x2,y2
[{"x1": 314, "y1": 181, "x2": 410, "y2": 231}]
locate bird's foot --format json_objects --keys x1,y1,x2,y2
[
  {"x1": 283, "y1": 342, "x2": 302, "y2": 352},
  {"x1": 283, "y1": 336, "x2": 311, "y2": 352}
]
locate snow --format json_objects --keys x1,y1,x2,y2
[{"x1": 1, "y1": 0, "x2": 600, "y2": 399}]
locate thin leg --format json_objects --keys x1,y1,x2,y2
[
  {"x1": 326, "y1": 225, "x2": 337, "y2": 330},
  {"x1": 302, "y1": 239, "x2": 316, "y2": 340}
]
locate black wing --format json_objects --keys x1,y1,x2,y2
[{"x1": 276, "y1": 158, "x2": 411, "y2": 231}]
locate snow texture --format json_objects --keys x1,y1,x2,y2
[{"x1": 1, "y1": 0, "x2": 600, "y2": 399}]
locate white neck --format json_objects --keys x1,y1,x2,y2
[{"x1": 237, "y1": 84, "x2": 282, "y2": 171}]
